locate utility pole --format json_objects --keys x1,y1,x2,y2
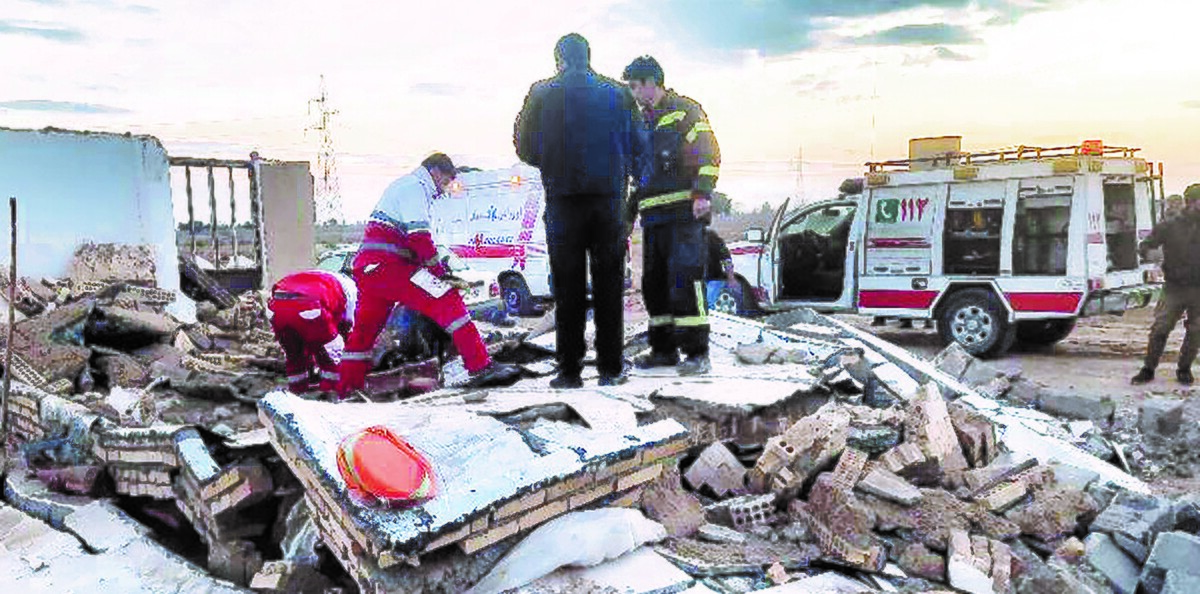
[{"x1": 307, "y1": 75, "x2": 343, "y2": 226}]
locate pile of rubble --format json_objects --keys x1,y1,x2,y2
[{"x1": 1, "y1": 243, "x2": 1196, "y2": 594}]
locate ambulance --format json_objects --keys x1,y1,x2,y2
[
  {"x1": 432, "y1": 164, "x2": 632, "y2": 316},
  {"x1": 734, "y1": 137, "x2": 1167, "y2": 358}
]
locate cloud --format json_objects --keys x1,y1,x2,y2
[
  {"x1": 790, "y1": 76, "x2": 839, "y2": 96},
  {"x1": 0, "y1": 20, "x2": 85, "y2": 42},
  {"x1": 635, "y1": 0, "x2": 1069, "y2": 57},
  {"x1": 1183, "y1": 100, "x2": 1200, "y2": 109},
  {"x1": 851, "y1": 23, "x2": 979, "y2": 46},
  {"x1": 409, "y1": 83, "x2": 467, "y2": 97},
  {"x1": 0, "y1": 100, "x2": 129, "y2": 114},
  {"x1": 903, "y1": 45, "x2": 976, "y2": 65}
]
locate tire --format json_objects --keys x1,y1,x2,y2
[
  {"x1": 1016, "y1": 318, "x2": 1076, "y2": 345},
  {"x1": 710, "y1": 284, "x2": 742, "y2": 315},
  {"x1": 936, "y1": 288, "x2": 1016, "y2": 358},
  {"x1": 500, "y1": 275, "x2": 534, "y2": 317}
]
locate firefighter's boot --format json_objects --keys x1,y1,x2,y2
[
  {"x1": 677, "y1": 354, "x2": 711, "y2": 376},
  {"x1": 467, "y1": 361, "x2": 521, "y2": 388},
  {"x1": 634, "y1": 351, "x2": 679, "y2": 369}
]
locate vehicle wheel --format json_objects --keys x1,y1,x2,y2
[
  {"x1": 937, "y1": 288, "x2": 1016, "y2": 358},
  {"x1": 500, "y1": 276, "x2": 534, "y2": 317},
  {"x1": 710, "y1": 285, "x2": 741, "y2": 315},
  {"x1": 1016, "y1": 318, "x2": 1076, "y2": 345}
]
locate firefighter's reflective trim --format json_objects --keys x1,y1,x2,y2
[
  {"x1": 369, "y1": 210, "x2": 408, "y2": 231},
  {"x1": 287, "y1": 372, "x2": 309, "y2": 383},
  {"x1": 638, "y1": 190, "x2": 693, "y2": 211},
  {"x1": 699, "y1": 165, "x2": 720, "y2": 177},
  {"x1": 272, "y1": 290, "x2": 306, "y2": 300},
  {"x1": 676, "y1": 281, "x2": 709, "y2": 328},
  {"x1": 649, "y1": 315, "x2": 675, "y2": 327},
  {"x1": 444, "y1": 315, "x2": 471, "y2": 334},
  {"x1": 341, "y1": 350, "x2": 374, "y2": 361},
  {"x1": 656, "y1": 110, "x2": 688, "y2": 128},
  {"x1": 358, "y1": 243, "x2": 418, "y2": 261},
  {"x1": 320, "y1": 370, "x2": 340, "y2": 381},
  {"x1": 685, "y1": 121, "x2": 712, "y2": 143}
]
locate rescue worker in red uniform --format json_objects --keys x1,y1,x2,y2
[
  {"x1": 267, "y1": 269, "x2": 358, "y2": 393},
  {"x1": 622, "y1": 56, "x2": 721, "y2": 376},
  {"x1": 336, "y1": 153, "x2": 519, "y2": 398}
]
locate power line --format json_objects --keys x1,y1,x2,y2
[{"x1": 307, "y1": 75, "x2": 343, "y2": 225}]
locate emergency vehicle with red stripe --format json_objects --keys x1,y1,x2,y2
[
  {"x1": 431, "y1": 164, "x2": 633, "y2": 316},
  {"x1": 732, "y1": 137, "x2": 1166, "y2": 358}
]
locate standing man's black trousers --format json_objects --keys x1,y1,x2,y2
[
  {"x1": 641, "y1": 205, "x2": 710, "y2": 358},
  {"x1": 544, "y1": 194, "x2": 626, "y2": 379}
]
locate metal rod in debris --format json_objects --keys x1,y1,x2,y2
[{"x1": 2, "y1": 197, "x2": 16, "y2": 442}]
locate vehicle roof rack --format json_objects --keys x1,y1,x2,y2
[{"x1": 865, "y1": 143, "x2": 1142, "y2": 172}]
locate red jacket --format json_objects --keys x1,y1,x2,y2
[
  {"x1": 360, "y1": 165, "x2": 448, "y2": 277},
  {"x1": 268, "y1": 270, "x2": 357, "y2": 345}
]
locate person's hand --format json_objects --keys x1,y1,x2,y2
[
  {"x1": 443, "y1": 276, "x2": 471, "y2": 291},
  {"x1": 692, "y1": 193, "x2": 711, "y2": 221}
]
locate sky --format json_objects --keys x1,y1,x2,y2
[{"x1": 2, "y1": 0, "x2": 1198, "y2": 223}]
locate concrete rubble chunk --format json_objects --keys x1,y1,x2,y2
[
  {"x1": 1084, "y1": 532, "x2": 1140, "y2": 594},
  {"x1": 1091, "y1": 491, "x2": 1175, "y2": 549},
  {"x1": 684, "y1": 441, "x2": 747, "y2": 497},
  {"x1": 991, "y1": 539, "x2": 1012, "y2": 594},
  {"x1": 1172, "y1": 495, "x2": 1200, "y2": 535},
  {"x1": 961, "y1": 358, "x2": 1016, "y2": 387},
  {"x1": 897, "y1": 542, "x2": 946, "y2": 581},
  {"x1": 715, "y1": 493, "x2": 777, "y2": 531},
  {"x1": 947, "y1": 529, "x2": 996, "y2": 594},
  {"x1": 736, "y1": 343, "x2": 776, "y2": 365},
  {"x1": 749, "y1": 402, "x2": 850, "y2": 493},
  {"x1": 1037, "y1": 389, "x2": 1115, "y2": 423},
  {"x1": 63, "y1": 500, "x2": 148, "y2": 553},
  {"x1": 905, "y1": 383, "x2": 970, "y2": 476},
  {"x1": 931, "y1": 342, "x2": 975, "y2": 380},
  {"x1": 1006, "y1": 486, "x2": 1098, "y2": 543},
  {"x1": 1163, "y1": 570, "x2": 1200, "y2": 594},
  {"x1": 641, "y1": 468, "x2": 706, "y2": 539},
  {"x1": 949, "y1": 401, "x2": 998, "y2": 468},
  {"x1": 846, "y1": 424, "x2": 900, "y2": 455},
  {"x1": 790, "y1": 500, "x2": 885, "y2": 573},
  {"x1": 831, "y1": 447, "x2": 869, "y2": 491},
  {"x1": 872, "y1": 362, "x2": 921, "y2": 402},
  {"x1": 964, "y1": 453, "x2": 1038, "y2": 494},
  {"x1": 1141, "y1": 532, "x2": 1200, "y2": 594},
  {"x1": 70, "y1": 242, "x2": 157, "y2": 285},
  {"x1": 1112, "y1": 532, "x2": 1150, "y2": 564},
  {"x1": 697, "y1": 522, "x2": 746, "y2": 545},
  {"x1": 856, "y1": 466, "x2": 922, "y2": 506},
  {"x1": 879, "y1": 442, "x2": 926, "y2": 475},
  {"x1": 1048, "y1": 462, "x2": 1100, "y2": 492},
  {"x1": 1139, "y1": 398, "x2": 1185, "y2": 438}
]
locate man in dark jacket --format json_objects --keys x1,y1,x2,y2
[
  {"x1": 1132, "y1": 184, "x2": 1200, "y2": 385},
  {"x1": 514, "y1": 33, "x2": 641, "y2": 388}
]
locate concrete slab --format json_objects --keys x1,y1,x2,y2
[{"x1": 517, "y1": 547, "x2": 693, "y2": 594}]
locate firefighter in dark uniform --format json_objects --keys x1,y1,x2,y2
[
  {"x1": 1132, "y1": 184, "x2": 1200, "y2": 386},
  {"x1": 622, "y1": 56, "x2": 720, "y2": 376}
]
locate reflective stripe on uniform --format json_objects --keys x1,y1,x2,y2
[
  {"x1": 342, "y1": 351, "x2": 374, "y2": 361},
  {"x1": 699, "y1": 165, "x2": 720, "y2": 177},
  {"x1": 445, "y1": 315, "x2": 471, "y2": 334},
  {"x1": 359, "y1": 243, "x2": 417, "y2": 261},
  {"x1": 287, "y1": 372, "x2": 309, "y2": 383},
  {"x1": 320, "y1": 370, "x2": 340, "y2": 381},
  {"x1": 685, "y1": 121, "x2": 712, "y2": 143},
  {"x1": 649, "y1": 315, "x2": 675, "y2": 327},
  {"x1": 656, "y1": 110, "x2": 688, "y2": 128},
  {"x1": 676, "y1": 281, "x2": 709, "y2": 327},
  {"x1": 638, "y1": 190, "x2": 693, "y2": 212}
]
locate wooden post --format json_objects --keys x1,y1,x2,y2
[{"x1": 2, "y1": 197, "x2": 15, "y2": 443}]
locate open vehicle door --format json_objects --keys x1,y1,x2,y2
[{"x1": 759, "y1": 198, "x2": 790, "y2": 304}]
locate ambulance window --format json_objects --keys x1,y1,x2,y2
[
  {"x1": 1013, "y1": 179, "x2": 1072, "y2": 276},
  {"x1": 1103, "y1": 179, "x2": 1138, "y2": 271},
  {"x1": 944, "y1": 182, "x2": 1004, "y2": 275}
]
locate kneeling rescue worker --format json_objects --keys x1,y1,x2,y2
[
  {"x1": 267, "y1": 269, "x2": 358, "y2": 393},
  {"x1": 336, "y1": 153, "x2": 519, "y2": 398},
  {"x1": 623, "y1": 55, "x2": 721, "y2": 376}
]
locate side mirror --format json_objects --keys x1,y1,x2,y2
[{"x1": 744, "y1": 227, "x2": 765, "y2": 242}]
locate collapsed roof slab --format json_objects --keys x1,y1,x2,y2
[{"x1": 257, "y1": 391, "x2": 689, "y2": 568}]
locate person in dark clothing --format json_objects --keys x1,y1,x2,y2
[
  {"x1": 514, "y1": 33, "x2": 641, "y2": 388},
  {"x1": 705, "y1": 228, "x2": 736, "y2": 285},
  {"x1": 623, "y1": 55, "x2": 721, "y2": 376},
  {"x1": 1132, "y1": 184, "x2": 1200, "y2": 386}
]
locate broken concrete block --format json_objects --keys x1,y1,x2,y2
[
  {"x1": 70, "y1": 242, "x2": 157, "y2": 285},
  {"x1": 63, "y1": 500, "x2": 148, "y2": 553},
  {"x1": 1005, "y1": 486, "x2": 1098, "y2": 544},
  {"x1": 697, "y1": 523, "x2": 746, "y2": 545},
  {"x1": 1049, "y1": 462, "x2": 1100, "y2": 492},
  {"x1": 972, "y1": 534, "x2": 994, "y2": 574},
  {"x1": 1084, "y1": 532, "x2": 1140, "y2": 594},
  {"x1": 1140, "y1": 398, "x2": 1185, "y2": 439},
  {"x1": 977, "y1": 480, "x2": 1028, "y2": 513},
  {"x1": 767, "y1": 562, "x2": 790, "y2": 585},
  {"x1": 735, "y1": 343, "x2": 776, "y2": 365},
  {"x1": 947, "y1": 529, "x2": 995, "y2": 594},
  {"x1": 1163, "y1": 570, "x2": 1200, "y2": 594},
  {"x1": 724, "y1": 494, "x2": 777, "y2": 531},
  {"x1": 905, "y1": 383, "x2": 970, "y2": 475},
  {"x1": 991, "y1": 539, "x2": 1012, "y2": 594},
  {"x1": 964, "y1": 454, "x2": 1038, "y2": 494},
  {"x1": 857, "y1": 466, "x2": 922, "y2": 506},
  {"x1": 897, "y1": 541, "x2": 946, "y2": 581},
  {"x1": 846, "y1": 424, "x2": 901, "y2": 455},
  {"x1": 949, "y1": 401, "x2": 998, "y2": 468},
  {"x1": 683, "y1": 442, "x2": 746, "y2": 497},
  {"x1": 1037, "y1": 389, "x2": 1115, "y2": 422},
  {"x1": 209, "y1": 539, "x2": 265, "y2": 587},
  {"x1": 90, "y1": 306, "x2": 182, "y2": 349},
  {"x1": 640, "y1": 469, "x2": 705, "y2": 539},
  {"x1": 931, "y1": 342, "x2": 975, "y2": 380},
  {"x1": 873, "y1": 362, "x2": 921, "y2": 401},
  {"x1": 975, "y1": 375, "x2": 1011, "y2": 400},
  {"x1": 96, "y1": 352, "x2": 151, "y2": 388},
  {"x1": 1113, "y1": 532, "x2": 1150, "y2": 564},
  {"x1": 1005, "y1": 377, "x2": 1042, "y2": 406},
  {"x1": 1054, "y1": 536, "x2": 1086, "y2": 564},
  {"x1": 751, "y1": 402, "x2": 850, "y2": 494},
  {"x1": 879, "y1": 442, "x2": 927, "y2": 475},
  {"x1": 1141, "y1": 532, "x2": 1200, "y2": 594},
  {"x1": 790, "y1": 500, "x2": 885, "y2": 573},
  {"x1": 1091, "y1": 491, "x2": 1175, "y2": 551},
  {"x1": 1172, "y1": 496, "x2": 1200, "y2": 535},
  {"x1": 831, "y1": 447, "x2": 869, "y2": 491},
  {"x1": 961, "y1": 357, "x2": 1016, "y2": 387}
]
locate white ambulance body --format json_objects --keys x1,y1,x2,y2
[
  {"x1": 739, "y1": 139, "x2": 1166, "y2": 357},
  {"x1": 431, "y1": 164, "x2": 551, "y2": 316}
]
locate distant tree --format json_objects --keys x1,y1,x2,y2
[
  {"x1": 711, "y1": 192, "x2": 733, "y2": 217},
  {"x1": 757, "y1": 201, "x2": 774, "y2": 216}
]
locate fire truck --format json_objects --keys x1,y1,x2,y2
[{"x1": 733, "y1": 137, "x2": 1168, "y2": 358}]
